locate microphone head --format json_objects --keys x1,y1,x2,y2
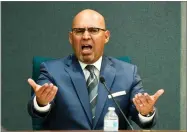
[{"x1": 99, "y1": 76, "x2": 105, "y2": 83}]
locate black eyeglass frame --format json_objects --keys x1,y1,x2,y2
[{"x1": 71, "y1": 27, "x2": 106, "y2": 35}]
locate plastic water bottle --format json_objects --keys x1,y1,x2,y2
[{"x1": 104, "y1": 107, "x2": 119, "y2": 131}]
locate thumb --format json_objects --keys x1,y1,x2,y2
[
  {"x1": 153, "y1": 89, "x2": 164, "y2": 101},
  {"x1": 28, "y1": 78, "x2": 38, "y2": 92}
]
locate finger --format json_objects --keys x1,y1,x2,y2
[
  {"x1": 139, "y1": 93, "x2": 149, "y2": 106},
  {"x1": 37, "y1": 83, "x2": 49, "y2": 96},
  {"x1": 134, "y1": 98, "x2": 144, "y2": 113},
  {"x1": 135, "y1": 95, "x2": 141, "y2": 104},
  {"x1": 46, "y1": 91, "x2": 54, "y2": 102},
  {"x1": 40, "y1": 83, "x2": 53, "y2": 99},
  {"x1": 136, "y1": 93, "x2": 144, "y2": 107},
  {"x1": 135, "y1": 93, "x2": 142, "y2": 100},
  {"x1": 153, "y1": 89, "x2": 164, "y2": 101},
  {"x1": 144, "y1": 93, "x2": 154, "y2": 104},
  {"x1": 28, "y1": 78, "x2": 38, "y2": 92},
  {"x1": 133, "y1": 98, "x2": 140, "y2": 110},
  {"x1": 134, "y1": 95, "x2": 143, "y2": 108},
  {"x1": 46, "y1": 86, "x2": 58, "y2": 102},
  {"x1": 137, "y1": 93, "x2": 144, "y2": 100},
  {"x1": 44, "y1": 83, "x2": 54, "y2": 99}
]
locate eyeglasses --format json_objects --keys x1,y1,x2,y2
[{"x1": 72, "y1": 27, "x2": 106, "y2": 36}]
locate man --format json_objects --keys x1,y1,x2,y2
[{"x1": 27, "y1": 9, "x2": 164, "y2": 130}]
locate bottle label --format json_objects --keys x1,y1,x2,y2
[{"x1": 104, "y1": 119, "x2": 118, "y2": 131}]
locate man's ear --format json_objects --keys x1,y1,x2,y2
[
  {"x1": 69, "y1": 32, "x2": 73, "y2": 45},
  {"x1": 104, "y1": 30, "x2": 110, "y2": 44}
]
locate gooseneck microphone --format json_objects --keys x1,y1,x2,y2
[{"x1": 100, "y1": 76, "x2": 134, "y2": 130}]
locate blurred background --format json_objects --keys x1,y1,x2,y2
[{"x1": 1, "y1": 1, "x2": 186, "y2": 130}]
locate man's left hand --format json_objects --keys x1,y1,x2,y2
[{"x1": 132, "y1": 89, "x2": 164, "y2": 116}]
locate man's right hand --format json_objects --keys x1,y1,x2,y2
[{"x1": 28, "y1": 78, "x2": 58, "y2": 106}]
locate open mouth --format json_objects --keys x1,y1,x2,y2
[{"x1": 81, "y1": 44, "x2": 93, "y2": 54}]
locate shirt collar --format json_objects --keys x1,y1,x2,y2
[{"x1": 79, "y1": 56, "x2": 102, "y2": 71}]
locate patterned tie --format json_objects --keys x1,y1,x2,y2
[{"x1": 86, "y1": 65, "x2": 98, "y2": 120}]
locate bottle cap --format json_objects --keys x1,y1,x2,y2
[{"x1": 108, "y1": 107, "x2": 115, "y2": 111}]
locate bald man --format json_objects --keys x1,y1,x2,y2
[{"x1": 28, "y1": 9, "x2": 164, "y2": 130}]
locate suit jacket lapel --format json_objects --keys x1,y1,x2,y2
[
  {"x1": 64, "y1": 55, "x2": 92, "y2": 125},
  {"x1": 93, "y1": 56, "x2": 116, "y2": 128}
]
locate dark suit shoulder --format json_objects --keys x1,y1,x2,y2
[
  {"x1": 41, "y1": 55, "x2": 72, "y2": 68},
  {"x1": 106, "y1": 56, "x2": 136, "y2": 71},
  {"x1": 43, "y1": 58, "x2": 65, "y2": 66}
]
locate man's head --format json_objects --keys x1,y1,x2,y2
[{"x1": 69, "y1": 9, "x2": 110, "y2": 64}]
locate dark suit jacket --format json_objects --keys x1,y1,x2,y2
[{"x1": 28, "y1": 54, "x2": 156, "y2": 130}]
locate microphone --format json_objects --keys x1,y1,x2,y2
[{"x1": 100, "y1": 76, "x2": 134, "y2": 130}]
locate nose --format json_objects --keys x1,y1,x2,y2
[{"x1": 82, "y1": 30, "x2": 91, "y2": 40}]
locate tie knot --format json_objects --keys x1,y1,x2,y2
[{"x1": 86, "y1": 65, "x2": 95, "y2": 73}]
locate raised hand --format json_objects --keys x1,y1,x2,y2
[
  {"x1": 133, "y1": 89, "x2": 164, "y2": 115},
  {"x1": 28, "y1": 78, "x2": 58, "y2": 106}
]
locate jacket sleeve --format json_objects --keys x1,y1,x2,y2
[
  {"x1": 129, "y1": 65, "x2": 157, "y2": 129},
  {"x1": 27, "y1": 62, "x2": 56, "y2": 130}
]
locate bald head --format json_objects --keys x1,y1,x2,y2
[{"x1": 72, "y1": 9, "x2": 106, "y2": 29}]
